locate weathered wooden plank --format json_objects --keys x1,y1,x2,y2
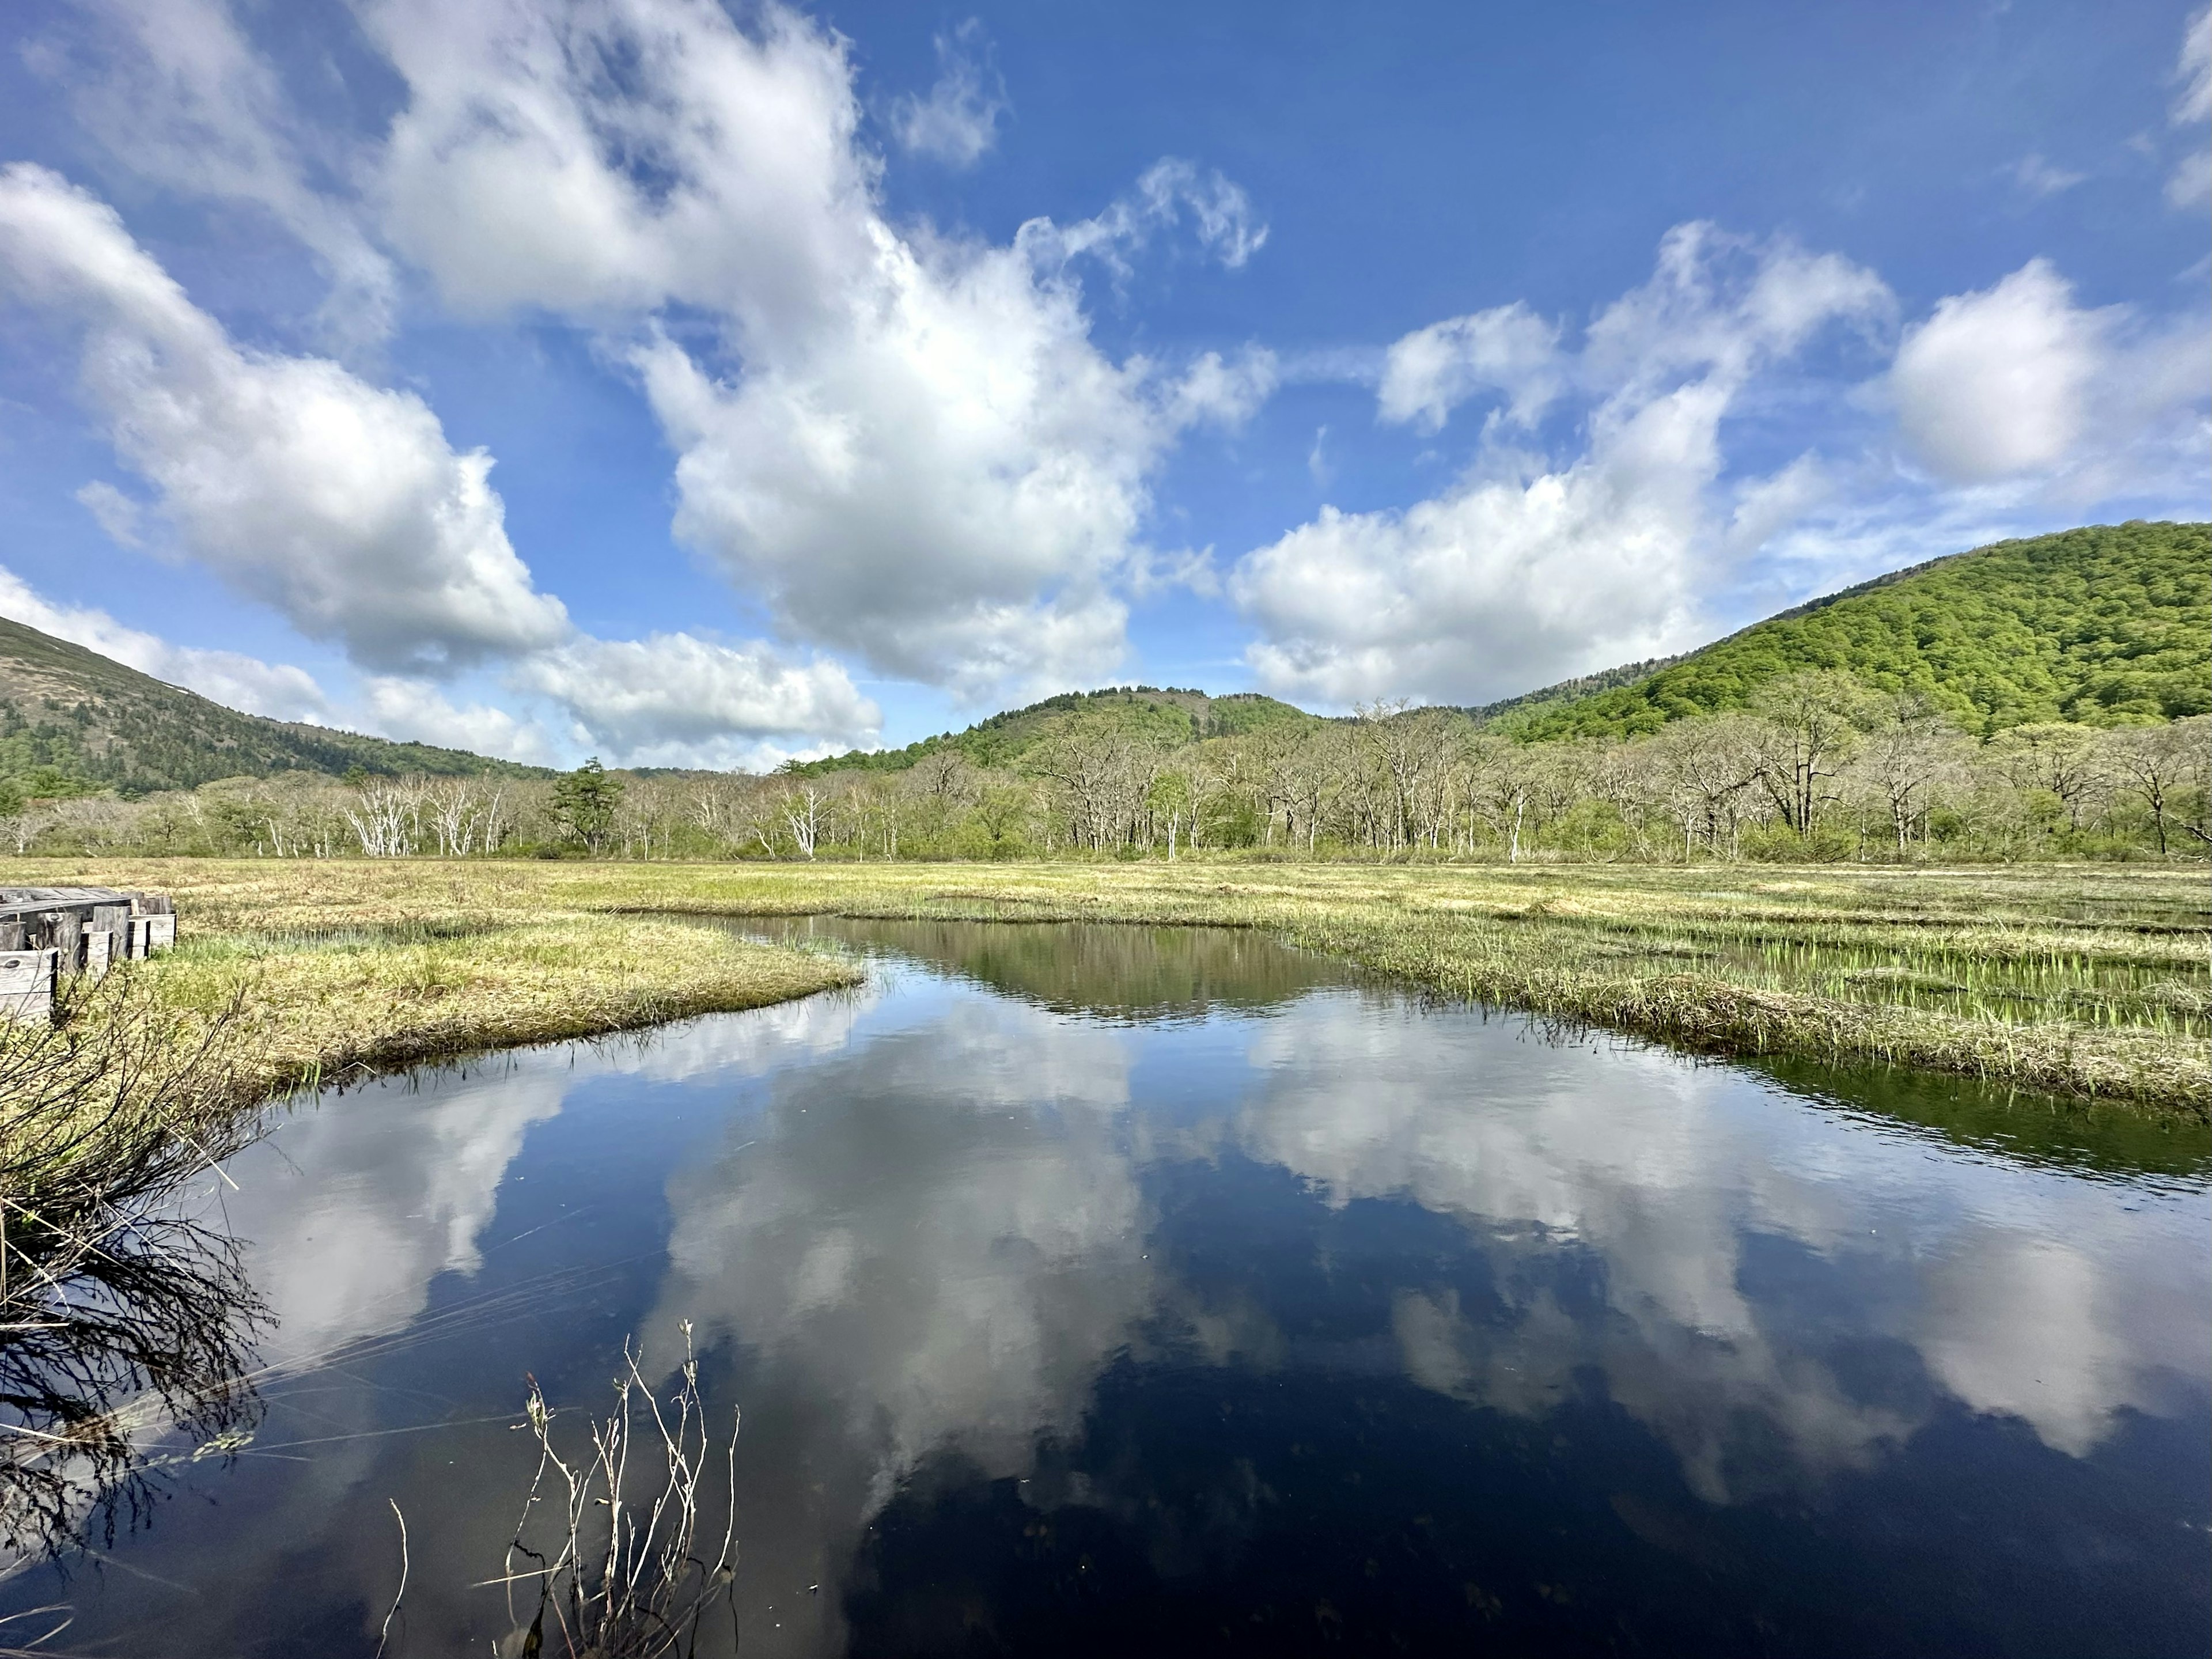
[
  {"x1": 84, "y1": 929, "x2": 112, "y2": 983},
  {"x1": 0, "y1": 892, "x2": 179, "y2": 965},
  {"x1": 52, "y1": 910, "x2": 82, "y2": 974},
  {"x1": 0, "y1": 950, "x2": 57, "y2": 1024}
]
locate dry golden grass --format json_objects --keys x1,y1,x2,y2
[
  {"x1": 4, "y1": 855, "x2": 2205, "y2": 1114},
  {"x1": 1, "y1": 859, "x2": 858, "y2": 1107}
]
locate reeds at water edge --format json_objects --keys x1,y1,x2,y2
[
  {"x1": 0, "y1": 973, "x2": 271, "y2": 1560},
  {"x1": 487, "y1": 1324, "x2": 739, "y2": 1659}
]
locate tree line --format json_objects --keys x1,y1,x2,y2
[{"x1": 5, "y1": 673, "x2": 2206, "y2": 865}]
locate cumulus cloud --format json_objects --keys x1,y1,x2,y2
[
  {"x1": 513, "y1": 632, "x2": 881, "y2": 766},
  {"x1": 358, "y1": 676, "x2": 561, "y2": 765},
  {"x1": 28, "y1": 0, "x2": 397, "y2": 351},
  {"x1": 361, "y1": 0, "x2": 1270, "y2": 703},
  {"x1": 1232, "y1": 224, "x2": 1892, "y2": 705},
  {"x1": 889, "y1": 20, "x2": 1007, "y2": 169},
  {"x1": 0, "y1": 561, "x2": 332, "y2": 722},
  {"x1": 0, "y1": 163, "x2": 571, "y2": 677},
  {"x1": 1889, "y1": 257, "x2": 2209, "y2": 498},
  {"x1": 1377, "y1": 301, "x2": 1562, "y2": 432},
  {"x1": 1890, "y1": 260, "x2": 2105, "y2": 482},
  {"x1": 366, "y1": 0, "x2": 878, "y2": 325}
]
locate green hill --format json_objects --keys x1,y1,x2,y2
[
  {"x1": 1496, "y1": 521, "x2": 2210, "y2": 741},
  {"x1": 3, "y1": 520, "x2": 2196, "y2": 800},
  {"x1": 789, "y1": 685, "x2": 1321, "y2": 776},
  {"x1": 0, "y1": 613, "x2": 548, "y2": 798}
]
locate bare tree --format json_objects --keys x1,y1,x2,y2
[
  {"x1": 1992, "y1": 722, "x2": 2108, "y2": 832},
  {"x1": 1747, "y1": 672, "x2": 1873, "y2": 836},
  {"x1": 343, "y1": 777, "x2": 425, "y2": 857},
  {"x1": 779, "y1": 782, "x2": 828, "y2": 859},
  {"x1": 1466, "y1": 734, "x2": 1541, "y2": 862},
  {"x1": 423, "y1": 778, "x2": 498, "y2": 857},
  {"x1": 1850, "y1": 697, "x2": 1967, "y2": 853},
  {"x1": 2108, "y1": 717, "x2": 2209, "y2": 853}
]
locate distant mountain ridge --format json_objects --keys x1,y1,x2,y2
[
  {"x1": 0, "y1": 521, "x2": 2199, "y2": 796},
  {"x1": 0, "y1": 615, "x2": 547, "y2": 797},
  {"x1": 782, "y1": 685, "x2": 1320, "y2": 776}
]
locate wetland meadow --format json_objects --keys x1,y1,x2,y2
[{"x1": 0, "y1": 865, "x2": 2202, "y2": 1655}]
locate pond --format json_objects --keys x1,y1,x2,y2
[{"x1": 2, "y1": 919, "x2": 2206, "y2": 1656}]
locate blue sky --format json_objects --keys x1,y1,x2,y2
[{"x1": 0, "y1": 0, "x2": 2204, "y2": 767}]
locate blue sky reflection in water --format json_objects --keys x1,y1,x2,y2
[{"x1": 5, "y1": 921, "x2": 2205, "y2": 1655}]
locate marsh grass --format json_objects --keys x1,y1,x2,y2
[
  {"x1": 125, "y1": 912, "x2": 862, "y2": 1107},
  {"x1": 0, "y1": 972, "x2": 270, "y2": 1562},
  {"x1": 1, "y1": 857, "x2": 2203, "y2": 1112},
  {"x1": 0, "y1": 876, "x2": 850, "y2": 1567}
]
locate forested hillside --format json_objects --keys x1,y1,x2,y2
[
  {"x1": 794, "y1": 521, "x2": 2205, "y2": 774},
  {"x1": 790, "y1": 685, "x2": 1319, "y2": 776},
  {"x1": 1499, "y1": 521, "x2": 2209, "y2": 740},
  {"x1": 0, "y1": 615, "x2": 545, "y2": 800}
]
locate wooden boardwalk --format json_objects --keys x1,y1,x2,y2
[{"x1": 0, "y1": 887, "x2": 176, "y2": 1021}]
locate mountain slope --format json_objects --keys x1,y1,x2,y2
[
  {"x1": 5, "y1": 520, "x2": 2197, "y2": 797},
  {"x1": 0, "y1": 615, "x2": 547, "y2": 795},
  {"x1": 1494, "y1": 521, "x2": 2210, "y2": 740},
  {"x1": 790, "y1": 686, "x2": 1321, "y2": 776}
]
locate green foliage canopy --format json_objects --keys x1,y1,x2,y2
[{"x1": 1501, "y1": 522, "x2": 2209, "y2": 741}]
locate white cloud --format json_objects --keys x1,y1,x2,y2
[
  {"x1": 632, "y1": 298, "x2": 1142, "y2": 700},
  {"x1": 1165, "y1": 346, "x2": 1279, "y2": 429},
  {"x1": 73, "y1": 479, "x2": 143, "y2": 548},
  {"x1": 366, "y1": 0, "x2": 878, "y2": 326},
  {"x1": 2176, "y1": 6, "x2": 2212, "y2": 124},
  {"x1": 0, "y1": 164, "x2": 573, "y2": 677},
  {"x1": 1724, "y1": 454, "x2": 1832, "y2": 558},
  {"x1": 29, "y1": 0, "x2": 397, "y2": 352},
  {"x1": 512, "y1": 631, "x2": 881, "y2": 765},
  {"x1": 2005, "y1": 154, "x2": 2086, "y2": 198},
  {"x1": 1019, "y1": 158, "x2": 1269, "y2": 277},
  {"x1": 889, "y1": 20, "x2": 1007, "y2": 169},
  {"x1": 360, "y1": 0, "x2": 1268, "y2": 704},
  {"x1": 1889, "y1": 257, "x2": 2208, "y2": 500},
  {"x1": 1123, "y1": 545, "x2": 1220, "y2": 600},
  {"x1": 1233, "y1": 224, "x2": 1891, "y2": 706},
  {"x1": 0, "y1": 561, "x2": 332, "y2": 722},
  {"x1": 1890, "y1": 260, "x2": 2105, "y2": 482},
  {"x1": 1377, "y1": 301, "x2": 1562, "y2": 432},
  {"x1": 358, "y1": 676, "x2": 560, "y2": 766},
  {"x1": 2169, "y1": 8, "x2": 2212, "y2": 204},
  {"x1": 2168, "y1": 148, "x2": 2212, "y2": 208}
]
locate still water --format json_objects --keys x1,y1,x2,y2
[{"x1": 3, "y1": 919, "x2": 2206, "y2": 1655}]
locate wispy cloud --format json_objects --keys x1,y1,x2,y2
[
  {"x1": 2004, "y1": 153, "x2": 2085, "y2": 198},
  {"x1": 889, "y1": 20, "x2": 1007, "y2": 169},
  {"x1": 2168, "y1": 7, "x2": 2212, "y2": 206}
]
